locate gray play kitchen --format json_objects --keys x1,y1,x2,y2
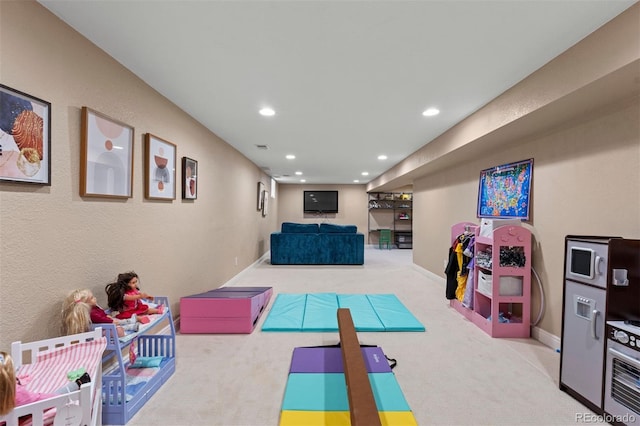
[{"x1": 560, "y1": 236, "x2": 639, "y2": 425}]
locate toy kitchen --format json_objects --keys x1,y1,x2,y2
[{"x1": 560, "y1": 236, "x2": 639, "y2": 425}]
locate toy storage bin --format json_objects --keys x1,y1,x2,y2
[
  {"x1": 477, "y1": 270, "x2": 493, "y2": 295},
  {"x1": 477, "y1": 271, "x2": 523, "y2": 296},
  {"x1": 498, "y1": 276, "x2": 523, "y2": 296}
]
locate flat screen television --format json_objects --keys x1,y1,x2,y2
[
  {"x1": 304, "y1": 190, "x2": 338, "y2": 213},
  {"x1": 477, "y1": 158, "x2": 533, "y2": 220}
]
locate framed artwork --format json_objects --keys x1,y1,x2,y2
[
  {"x1": 262, "y1": 190, "x2": 269, "y2": 217},
  {"x1": 0, "y1": 84, "x2": 51, "y2": 185},
  {"x1": 257, "y1": 181, "x2": 265, "y2": 210},
  {"x1": 80, "y1": 107, "x2": 134, "y2": 197},
  {"x1": 182, "y1": 156, "x2": 197, "y2": 200},
  {"x1": 145, "y1": 133, "x2": 176, "y2": 200},
  {"x1": 477, "y1": 158, "x2": 533, "y2": 219}
]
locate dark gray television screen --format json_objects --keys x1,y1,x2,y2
[{"x1": 304, "y1": 190, "x2": 338, "y2": 213}]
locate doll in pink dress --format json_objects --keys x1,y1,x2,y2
[{"x1": 105, "y1": 271, "x2": 163, "y2": 320}]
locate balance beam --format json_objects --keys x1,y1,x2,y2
[{"x1": 337, "y1": 308, "x2": 382, "y2": 426}]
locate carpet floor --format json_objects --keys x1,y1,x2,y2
[{"x1": 121, "y1": 246, "x2": 604, "y2": 426}]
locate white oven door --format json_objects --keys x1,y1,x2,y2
[{"x1": 605, "y1": 341, "x2": 640, "y2": 425}]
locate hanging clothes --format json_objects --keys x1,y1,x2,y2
[
  {"x1": 445, "y1": 243, "x2": 460, "y2": 300},
  {"x1": 462, "y1": 236, "x2": 476, "y2": 308},
  {"x1": 455, "y1": 242, "x2": 468, "y2": 302},
  {"x1": 445, "y1": 232, "x2": 473, "y2": 301}
]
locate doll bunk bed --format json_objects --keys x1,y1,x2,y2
[
  {"x1": 96, "y1": 296, "x2": 175, "y2": 425},
  {"x1": 0, "y1": 328, "x2": 107, "y2": 426}
]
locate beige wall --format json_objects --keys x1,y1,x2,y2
[
  {"x1": 276, "y1": 184, "x2": 368, "y2": 234},
  {"x1": 1, "y1": 1, "x2": 638, "y2": 350},
  {"x1": 0, "y1": 1, "x2": 278, "y2": 348},
  {"x1": 413, "y1": 99, "x2": 639, "y2": 338},
  {"x1": 387, "y1": 5, "x2": 640, "y2": 340}
]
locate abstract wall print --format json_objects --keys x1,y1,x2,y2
[
  {"x1": 145, "y1": 133, "x2": 176, "y2": 200},
  {"x1": 257, "y1": 181, "x2": 265, "y2": 210},
  {"x1": 80, "y1": 107, "x2": 134, "y2": 197},
  {"x1": 182, "y1": 156, "x2": 197, "y2": 200},
  {"x1": 0, "y1": 84, "x2": 51, "y2": 184}
]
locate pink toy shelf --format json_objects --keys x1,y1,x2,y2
[{"x1": 450, "y1": 222, "x2": 532, "y2": 338}]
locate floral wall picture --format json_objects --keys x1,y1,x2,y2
[{"x1": 0, "y1": 84, "x2": 51, "y2": 184}]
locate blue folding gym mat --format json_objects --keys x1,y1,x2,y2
[
  {"x1": 366, "y1": 294, "x2": 425, "y2": 331},
  {"x1": 337, "y1": 294, "x2": 384, "y2": 331},
  {"x1": 281, "y1": 372, "x2": 411, "y2": 412},
  {"x1": 262, "y1": 293, "x2": 424, "y2": 332},
  {"x1": 261, "y1": 293, "x2": 307, "y2": 331},
  {"x1": 302, "y1": 293, "x2": 339, "y2": 331}
]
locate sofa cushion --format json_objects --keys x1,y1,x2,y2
[
  {"x1": 319, "y1": 223, "x2": 357, "y2": 234},
  {"x1": 281, "y1": 222, "x2": 320, "y2": 234}
]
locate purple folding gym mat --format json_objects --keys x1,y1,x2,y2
[{"x1": 289, "y1": 347, "x2": 392, "y2": 373}]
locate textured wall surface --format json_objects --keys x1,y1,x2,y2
[
  {"x1": 0, "y1": 1, "x2": 277, "y2": 348},
  {"x1": 0, "y1": 1, "x2": 638, "y2": 349},
  {"x1": 407, "y1": 5, "x2": 640, "y2": 339}
]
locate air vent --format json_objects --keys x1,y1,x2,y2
[{"x1": 255, "y1": 144, "x2": 269, "y2": 150}]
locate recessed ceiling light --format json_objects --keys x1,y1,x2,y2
[
  {"x1": 353, "y1": 180, "x2": 360, "y2": 183},
  {"x1": 300, "y1": 179, "x2": 306, "y2": 183},
  {"x1": 361, "y1": 172, "x2": 369, "y2": 176},
  {"x1": 422, "y1": 107, "x2": 440, "y2": 117},
  {"x1": 286, "y1": 154, "x2": 296, "y2": 160},
  {"x1": 378, "y1": 155, "x2": 387, "y2": 160},
  {"x1": 259, "y1": 107, "x2": 275, "y2": 116},
  {"x1": 295, "y1": 171, "x2": 303, "y2": 175}
]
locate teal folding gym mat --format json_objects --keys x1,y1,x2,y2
[{"x1": 262, "y1": 293, "x2": 424, "y2": 332}]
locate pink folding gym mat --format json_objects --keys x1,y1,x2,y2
[{"x1": 180, "y1": 286, "x2": 273, "y2": 333}]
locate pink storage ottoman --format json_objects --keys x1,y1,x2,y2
[{"x1": 180, "y1": 286, "x2": 273, "y2": 334}]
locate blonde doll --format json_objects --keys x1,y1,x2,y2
[
  {"x1": 62, "y1": 289, "x2": 138, "y2": 338},
  {"x1": 0, "y1": 351, "x2": 90, "y2": 415}
]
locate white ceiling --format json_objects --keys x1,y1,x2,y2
[{"x1": 39, "y1": 1, "x2": 636, "y2": 186}]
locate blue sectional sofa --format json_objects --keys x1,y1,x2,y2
[{"x1": 270, "y1": 222, "x2": 365, "y2": 265}]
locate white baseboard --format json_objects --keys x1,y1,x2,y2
[
  {"x1": 413, "y1": 263, "x2": 444, "y2": 283},
  {"x1": 415, "y1": 264, "x2": 561, "y2": 351},
  {"x1": 531, "y1": 325, "x2": 561, "y2": 351},
  {"x1": 224, "y1": 252, "x2": 270, "y2": 286},
  {"x1": 173, "y1": 315, "x2": 180, "y2": 330}
]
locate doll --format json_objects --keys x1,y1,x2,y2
[
  {"x1": 105, "y1": 271, "x2": 163, "y2": 320},
  {"x1": 62, "y1": 288, "x2": 138, "y2": 338},
  {"x1": 0, "y1": 351, "x2": 90, "y2": 415}
]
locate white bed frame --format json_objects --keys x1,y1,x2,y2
[{"x1": 0, "y1": 328, "x2": 103, "y2": 426}]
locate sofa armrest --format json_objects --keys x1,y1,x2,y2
[
  {"x1": 317, "y1": 233, "x2": 364, "y2": 264},
  {"x1": 271, "y1": 232, "x2": 322, "y2": 264}
]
